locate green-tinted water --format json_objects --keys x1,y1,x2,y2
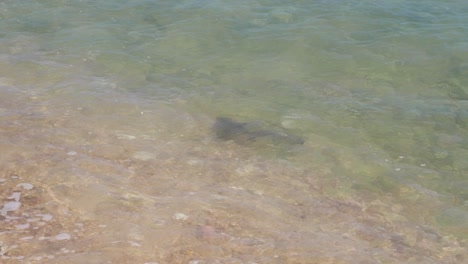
[{"x1": 1, "y1": 0, "x2": 467, "y2": 262}]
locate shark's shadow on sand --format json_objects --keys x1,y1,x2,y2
[{"x1": 213, "y1": 117, "x2": 304, "y2": 148}]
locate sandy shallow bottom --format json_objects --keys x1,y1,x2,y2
[{"x1": 0, "y1": 85, "x2": 466, "y2": 264}]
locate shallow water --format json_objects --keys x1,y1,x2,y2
[{"x1": 1, "y1": 0, "x2": 468, "y2": 263}]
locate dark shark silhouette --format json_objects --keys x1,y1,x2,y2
[{"x1": 213, "y1": 117, "x2": 304, "y2": 146}]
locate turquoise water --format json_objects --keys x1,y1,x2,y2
[{"x1": 1, "y1": 0, "x2": 468, "y2": 262}]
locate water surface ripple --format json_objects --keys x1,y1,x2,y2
[{"x1": 1, "y1": 0, "x2": 467, "y2": 262}]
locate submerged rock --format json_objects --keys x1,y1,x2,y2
[{"x1": 213, "y1": 117, "x2": 304, "y2": 147}]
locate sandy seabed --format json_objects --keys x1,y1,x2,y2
[{"x1": 0, "y1": 91, "x2": 466, "y2": 264}]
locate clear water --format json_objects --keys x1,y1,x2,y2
[{"x1": 1, "y1": 0, "x2": 467, "y2": 263}]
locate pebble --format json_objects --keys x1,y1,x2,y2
[
  {"x1": 172, "y1": 213, "x2": 188, "y2": 221},
  {"x1": 17, "y1": 183, "x2": 33, "y2": 190},
  {"x1": 129, "y1": 241, "x2": 141, "y2": 247},
  {"x1": 15, "y1": 223, "x2": 30, "y2": 230},
  {"x1": 132, "y1": 151, "x2": 155, "y2": 161},
  {"x1": 115, "y1": 133, "x2": 136, "y2": 140},
  {"x1": 281, "y1": 119, "x2": 295, "y2": 129},
  {"x1": 7, "y1": 192, "x2": 21, "y2": 202},
  {"x1": 55, "y1": 233, "x2": 71, "y2": 241},
  {"x1": 187, "y1": 159, "x2": 202, "y2": 165},
  {"x1": 1, "y1": 201, "x2": 21, "y2": 216},
  {"x1": 37, "y1": 214, "x2": 53, "y2": 221}
]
